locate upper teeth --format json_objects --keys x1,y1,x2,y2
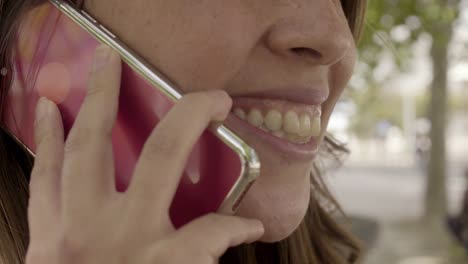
[
  {"x1": 265, "y1": 110, "x2": 282, "y2": 131},
  {"x1": 233, "y1": 107, "x2": 321, "y2": 143}
]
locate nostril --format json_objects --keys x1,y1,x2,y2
[{"x1": 291, "y1": 47, "x2": 322, "y2": 60}]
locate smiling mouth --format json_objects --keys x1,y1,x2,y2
[{"x1": 230, "y1": 98, "x2": 321, "y2": 145}]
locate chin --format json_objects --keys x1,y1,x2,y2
[
  {"x1": 235, "y1": 170, "x2": 311, "y2": 243},
  {"x1": 258, "y1": 212, "x2": 306, "y2": 242}
]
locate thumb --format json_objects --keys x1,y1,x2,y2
[{"x1": 173, "y1": 214, "x2": 264, "y2": 258}]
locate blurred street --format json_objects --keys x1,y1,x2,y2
[
  {"x1": 322, "y1": 1, "x2": 468, "y2": 263},
  {"x1": 329, "y1": 161, "x2": 465, "y2": 222},
  {"x1": 327, "y1": 149, "x2": 468, "y2": 264}
]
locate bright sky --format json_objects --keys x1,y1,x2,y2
[{"x1": 450, "y1": 3, "x2": 468, "y2": 86}]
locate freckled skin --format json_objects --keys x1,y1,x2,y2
[{"x1": 84, "y1": 0, "x2": 356, "y2": 242}]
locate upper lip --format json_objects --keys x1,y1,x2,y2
[{"x1": 232, "y1": 86, "x2": 329, "y2": 106}]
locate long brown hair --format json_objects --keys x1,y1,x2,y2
[{"x1": 0, "y1": 0, "x2": 367, "y2": 263}]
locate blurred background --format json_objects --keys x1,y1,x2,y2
[{"x1": 326, "y1": 0, "x2": 468, "y2": 263}]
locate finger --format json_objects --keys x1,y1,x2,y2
[
  {"x1": 173, "y1": 214, "x2": 264, "y2": 258},
  {"x1": 127, "y1": 90, "x2": 232, "y2": 209},
  {"x1": 29, "y1": 97, "x2": 64, "y2": 236},
  {"x1": 61, "y1": 44, "x2": 121, "y2": 204}
]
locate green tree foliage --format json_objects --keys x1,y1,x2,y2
[
  {"x1": 356, "y1": 0, "x2": 463, "y2": 224},
  {"x1": 359, "y1": 0, "x2": 460, "y2": 66}
]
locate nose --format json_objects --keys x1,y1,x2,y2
[{"x1": 265, "y1": 0, "x2": 353, "y2": 67}]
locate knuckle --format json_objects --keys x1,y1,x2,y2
[
  {"x1": 202, "y1": 214, "x2": 248, "y2": 236},
  {"x1": 33, "y1": 121, "x2": 45, "y2": 143},
  {"x1": 188, "y1": 250, "x2": 209, "y2": 263},
  {"x1": 86, "y1": 76, "x2": 113, "y2": 98},
  {"x1": 30, "y1": 161, "x2": 59, "y2": 185},
  {"x1": 64, "y1": 126, "x2": 110, "y2": 154},
  {"x1": 26, "y1": 248, "x2": 59, "y2": 264},
  {"x1": 228, "y1": 217, "x2": 250, "y2": 233},
  {"x1": 143, "y1": 132, "x2": 180, "y2": 159},
  {"x1": 78, "y1": 106, "x2": 115, "y2": 135},
  {"x1": 27, "y1": 230, "x2": 103, "y2": 264},
  {"x1": 206, "y1": 217, "x2": 226, "y2": 234},
  {"x1": 195, "y1": 214, "x2": 227, "y2": 235},
  {"x1": 64, "y1": 127, "x2": 91, "y2": 154},
  {"x1": 90, "y1": 120, "x2": 114, "y2": 139},
  {"x1": 122, "y1": 208, "x2": 171, "y2": 241},
  {"x1": 29, "y1": 175, "x2": 44, "y2": 198},
  {"x1": 57, "y1": 233, "x2": 93, "y2": 264},
  {"x1": 86, "y1": 84, "x2": 106, "y2": 100},
  {"x1": 30, "y1": 163, "x2": 49, "y2": 180},
  {"x1": 34, "y1": 123, "x2": 54, "y2": 146},
  {"x1": 149, "y1": 241, "x2": 174, "y2": 262},
  {"x1": 202, "y1": 213, "x2": 224, "y2": 226},
  {"x1": 161, "y1": 237, "x2": 207, "y2": 262}
]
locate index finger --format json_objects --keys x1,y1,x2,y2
[
  {"x1": 127, "y1": 91, "x2": 232, "y2": 211},
  {"x1": 61, "y1": 45, "x2": 121, "y2": 206}
]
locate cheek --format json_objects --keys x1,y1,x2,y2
[
  {"x1": 108, "y1": 3, "x2": 258, "y2": 94},
  {"x1": 153, "y1": 35, "x2": 250, "y2": 93}
]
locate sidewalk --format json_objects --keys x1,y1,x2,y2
[
  {"x1": 327, "y1": 158, "x2": 468, "y2": 263},
  {"x1": 364, "y1": 221, "x2": 467, "y2": 264}
]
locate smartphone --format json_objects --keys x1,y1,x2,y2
[{"x1": 3, "y1": 0, "x2": 259, "y2": 228}]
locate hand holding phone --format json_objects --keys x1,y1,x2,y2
[
  {"x1": 4, "y1": 0, "x2": 259, "y2": 227},
  {"x1": 26, "y1": 45, "x2": 264, "y2": 264}
]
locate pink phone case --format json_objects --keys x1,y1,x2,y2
[{"x1": 3, "y1": 1, "x2": 258, "y2": 228}]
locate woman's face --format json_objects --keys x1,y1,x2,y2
[{"x1": 84, "y1": 0, "x2": 356, "y2": 242}]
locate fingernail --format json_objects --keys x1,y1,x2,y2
[
  {"x1": 212, "y1": 90, "x2": 231, "y2": 104},
  {"x1": 252, "y1": 220, "x2": 264, "y2": 233},
  {"x1": 210, "y1": 91, "x2": 232, "y2": 120},
  {"x1": 246, "y1": 220, "x2": 264, "y2": 244},
  {"x1": 92, "y1": 44, "x2": 111, "y2": 71},
  {"x1": 36, "y1": 97, "x2": 52, "y2": 122}
]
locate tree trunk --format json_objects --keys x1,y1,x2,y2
[{"x1": 424, "y1": 24, "x2": 453, "y2": 225}]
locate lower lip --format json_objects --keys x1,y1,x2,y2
[{"x1": 225, "y1": 114, "x2": 319, "y2": 161}]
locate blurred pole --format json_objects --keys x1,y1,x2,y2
[
  {"x1": 425, "y1": 38, "x2": 448, "y2": 225},
  {"x1": 424, "y1": 4, "x2": 455, "y2": 224},
  {"x1": 403, "y1": 94, "x2": 416, "y2": 163}
]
